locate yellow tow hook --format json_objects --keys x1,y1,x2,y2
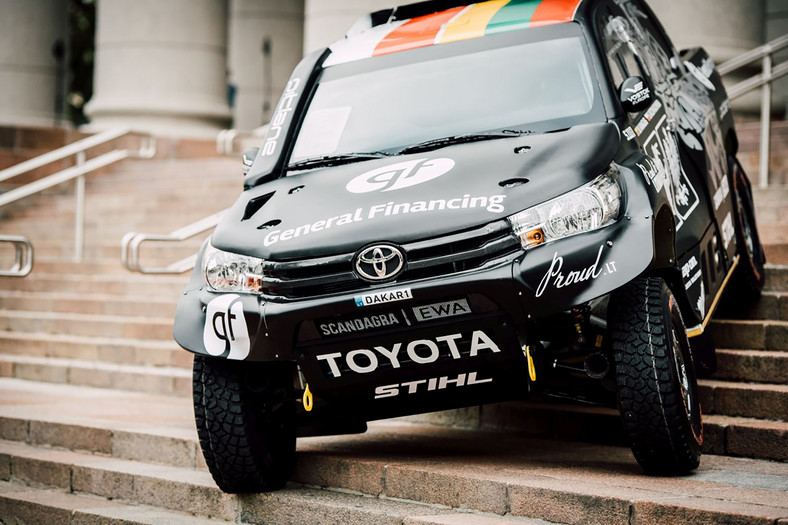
[
  {"x1": 526, "y1": 346, "x2": 537, "y2": 382},
  {"x1": 302, "y1": 383, "x2": 313, "y2": 412}
]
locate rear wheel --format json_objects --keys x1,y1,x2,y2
[
  {"x1": 609, "y1": 277, "x2": 703, "y2": 474},
  {"x1": 193, "y1": 354, "x2": 296, "y2": 493},
  {"x1": 728, "y1": 161, "x2": 765, "y2": 305}
]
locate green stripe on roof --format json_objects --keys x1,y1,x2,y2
[{"x1": 485, "y1": 0, "x2": 541, "y2": 34}]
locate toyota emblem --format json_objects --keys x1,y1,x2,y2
[{"x1": 355, "y1": 245, "x2": 405, "y2": 281}]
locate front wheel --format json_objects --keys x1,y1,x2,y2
[
  {"x1": 609, "y1": 277, "x2": 703, "y2": 475},
  {"x1": 193, "y1": 354, "x2": 296, "y2": 493}
]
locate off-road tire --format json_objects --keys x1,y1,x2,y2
[
  {"x1": 193, "y1": 354, "x2": 296, "y2": 493},
  {"x1": 728, "y1": 160, "x2": 765, "y2": 305},
  {"x1": 609, "y1": 277, "x2": 703, "y2": 475}
]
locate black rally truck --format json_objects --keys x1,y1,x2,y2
[{"x1": 174, "y1": 0, "x2": 765, "y2": 492}]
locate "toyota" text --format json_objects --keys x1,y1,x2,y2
[{"x1": 316, "y1": 330, "x2": 500, "y2": 378}]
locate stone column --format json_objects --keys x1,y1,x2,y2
[
  {"x1": 228, "y1": 0, "x2": 304, "y2": 130},
  {"x1": 0, "y1": 0, "x2": 69, "y2": 127},
  {"x1": 648, "y1": 0, "x2": 766, "y2": 113},
  {"x1": 304, "y1": 0, "x2": 396, "y2": 54},
  {"x1": 85, "y1": 0, "x2": 231, "y2": 136}
]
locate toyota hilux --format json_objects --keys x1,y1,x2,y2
[{"x1": 173, "y1": 0, "x2": 765, "y2": 493}]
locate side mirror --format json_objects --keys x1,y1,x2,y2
[
  {"x1": 242, "y1": 147, "x2": 259, "y2": 176},
  {"x1": 619, "y1": 76, "x2": 652, "y2": 114}
]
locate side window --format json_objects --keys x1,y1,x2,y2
[
  {"x1": 597, "y1": 5, "x2": 646, "y2": 91},
  {"x1": 614, "y1": 0, "x2": 677, "y2": 89}
]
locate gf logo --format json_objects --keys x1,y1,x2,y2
[
  {"x1": 345, "y1": 158, "x2": 455, "y2": 194},
  {"x1": 203, "y1": 294, "x2": 250, "y2": 360}
]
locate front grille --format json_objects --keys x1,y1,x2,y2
[{"x1": 261, "y1": 220, "x2": 520, "y2": 300}]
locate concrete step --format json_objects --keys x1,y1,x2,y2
[
  {"x1": 23, "y1": 258, "x2": 143, "y2": 275},
  {"x1": 710, "y1": 318, "x2": 788, "y2": 351},
  {"x1": 0, "y1": 354, "x2": 190, "y2": 396},
  {"x1": 703, "y1": 414, "x2": 788, "y2": 462},
  {"x1": 27, "y1": 242, "x2": 201, "y2": 261},
  {"x1": 0, "y1": 481, "x2": 233, "y2": 525},
  {"x1": 2, "y1": 194, "x2": 234, "y2": 219},
  {"x1": 721, "y1": 291, "x2": 788, "y2": 321},
  {"x1": 0, "y1": 439, "x2": 525, "y2": 525},
  {"x1": 764, "y1": 264, "x2": 788, "y2": 292},
  {"x1": 0, "y1": 405, "x2": 786, "y2": 525},
  {"x1": 713, "y1": 349, "x2": 788, "y2": 384},
  {"x1": 0, "y1": 290, "x2": 176, "y2": 318},
  {"x1": 0, "y1": 310, "x2": 173, "y2": 340},
  {"x1": 5, "y1": 211, "x2": 227, "y2": 232},
  {"x1": 431, "y1": 398, "x2": 788, "y2": 462},
  {"x1": 698, "y1": 379, "x2": 788, "y2": 420},
  {"x1": 758, "y1": 224, "x2": 788, "y2": 244},
  {"x1": 764, "y1": 243, "x2": 788, "y2": 265},
  {"x1": 2, "y1": 377, "x2": 784, "y2": 472},
  {"x1": 0, "y1": 273, "x2": 187, "y2": 297},
  {"x1": 1, "y1": 196, "x2": 235, "y2": 223},
  {"x1": 0, "y1": 331, "x2": 188, "y2": 368}
]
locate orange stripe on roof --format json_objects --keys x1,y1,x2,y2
[
  {"x1": 439, "y1": 1, "x2": 510, "y2": 44},
  {"x1": 529, "y1": 0, "x2": 582, "y2": 27},
  {"x1": 373, "y1": 6, "x2": 467, "y2": 57}
]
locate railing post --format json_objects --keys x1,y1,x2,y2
[
  {"x1": 74, "y1": 151, "x2": 86, "y2": 262},
  {"x1": 759, "y1": 52, "x2": 772, "y2": 189}
]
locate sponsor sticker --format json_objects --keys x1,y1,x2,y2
[
  {"x1": 203, "y1": 294, "x2": 250, "y2": 360},
  {"x1": 346, "y1": 158, "x2": 455, "y2": 193},
  {"x1": 354, "y1": 287, "x2": 413, "y2": 307},
  {"x1": 317, "y1": 311, "x2": 405, "y2": 337},
  {"x1": 712, "y1": 176, "x2": 730, "y2": 210},
  {"x1": 262, "y1": 194, "x2": 506, "y2": 247},
  {"x1": 721, "y1": 212, "x2": 735, "y2": 248},
  {"x1": 412, "y1": 298, "x2": 471, "y2": 322},
  {"x1": 374, "y1": 371, "x2": 492, "y2": 399},
  {"x1": 316, "y1": 329, "x2": 501, "y2": 378},
  {"x1": 261, "y1": 79, "x2": 301, "y2": 157},
  {"x1": 719, "y1": 99, "x2": 731, "y2": 120},
  {"x1": 536, "y1": 245, "x2": 617, "y2": 298}
]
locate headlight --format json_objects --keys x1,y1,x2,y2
[
  {"x1": 508, "y1": 167, "x2": 622, "y2": 249},
  {"x1": 202, "y1": 243, "x2": 265, "y2": 293}
]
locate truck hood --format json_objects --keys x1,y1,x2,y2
[{"x1": 212, "y1": 123, "x2": 619, "y2": 260}]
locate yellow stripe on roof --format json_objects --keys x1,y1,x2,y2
[{"x1": 438, "y1": 0, "x2": 511, "y2": 44}]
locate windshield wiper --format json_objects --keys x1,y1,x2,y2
[
  {"x1": 398, "y1": 130, "x2": 532, "y2": 154},
  {"x1": 287, "y1": 152, "x2": 393, "y2": 171}
]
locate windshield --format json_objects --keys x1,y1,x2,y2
[{"x1": 290, "y1": 30, "x2": 601, "y2": 164}]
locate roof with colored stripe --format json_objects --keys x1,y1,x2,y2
[{"x1": 325, "y1": 0, "x2": 585, "y2": 66}]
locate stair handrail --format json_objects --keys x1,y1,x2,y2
[
  {"x1": 0, "y1": 128, "x2": 157, "y2": 272},
  {"x1": 717, "y1": 34, "x2": 788, "y2": 189},
  {"x1": 0, "y1": 235, "x2": 33, "y2": 277},
  {"x1": 121, "y1": 209, "x2": 228, "y2": 274},
  {"x1": 216, "y1": 124, "x2": 268, "y2": 156}
]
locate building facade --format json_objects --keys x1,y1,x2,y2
[{"x1": 0, "y1": 0, "x2": 782, "y2": 135}]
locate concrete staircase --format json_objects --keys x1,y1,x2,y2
[{"x1": 0, "y1": 130, "x2": 785, "y2": 523}]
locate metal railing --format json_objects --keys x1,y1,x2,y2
[
  {"x1": 121, "y1": 126, "x2": 265, "y2": 275},
  {"x1": 216, "y1": 124, "x2": 268, "y2": 155},
  {"x1": 0, "y1": 128, "x2": 156, "y2": 274},
  {"x1": 0, "y1": 235, "x2": 33, "y2": 277},
  {"x1": 121, "y1": 209, "x2": 227, "y2": 274},
  {"x1": 718, "y1": 34, "x2": 788, "y2": 189}
]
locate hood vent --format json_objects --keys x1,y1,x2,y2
[
  {"x1": 499, "y1": 178, "x2": 529, "y2": 188},
  {"x1": 242, "y1": 192, "x2": 275, "y2": 221},
  {"x1": 258, "y1": 219, "x2": 282, "y2": 231}
]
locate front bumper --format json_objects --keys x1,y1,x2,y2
[{"x1": 173, "y1": 164, "x2": 657, "y2": 414}]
